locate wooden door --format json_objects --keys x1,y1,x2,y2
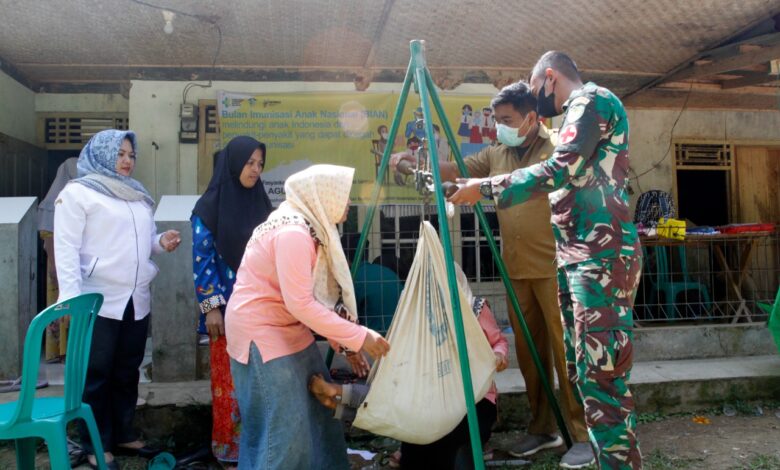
[
  {"x1": 734, "y1": 146, "x2": 780, "y2": 307},
  {"x1": 735, "y1": 146, "x2": 780, "y2": 224}
]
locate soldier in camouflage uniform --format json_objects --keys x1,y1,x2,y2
[{"x1": 450, "y1": 51, "x2": 642, "y2": 469}]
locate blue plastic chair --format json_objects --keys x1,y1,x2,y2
[
  {"x1": 0, "y1": 293, "x2": 108, "y2": 470},
  {"x1": 647, "y1": 245, "x2": 712, "y2": 318}
]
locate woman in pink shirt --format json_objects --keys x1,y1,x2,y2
[{"x1": 226, "y1": 164, "x2": 390, "y2": 470}]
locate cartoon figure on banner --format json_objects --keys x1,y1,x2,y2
[
  {"x1": 457, "y1": 104, "x2": 473, "y2": 140},
  {"x1": 479, "y1": 107, "x2": 496, "y2": 144},
  {"x1": 468, "y1": 108, "x2": 484, "y2": 144},
  {"x1": 432, "y1": 124, "x2": 450, "y2": 161},
  {"x1": 487, "y1": 110, "x2": 497, "y2": 143},
  {"x1": 405, "y1": 107, "x2": 426, "y2": 140},
  {"x1": 406, "y1": 136, "x2": 422, "y2": 155},
  {"x1": 371, "y1": 124, "x2": 391, "y2": 183}
]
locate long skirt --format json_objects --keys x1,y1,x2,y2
[
  {"x1": 230, "y1": 341, "x2": 349, "y2": 470},
  {"x1": 210, "y1": 335, "x2": 240, "y2": 463}
]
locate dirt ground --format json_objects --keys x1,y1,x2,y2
[
  {"x1": 348, "y1": 407, "x2": 780, "y2": 470},
  {"x1": 1, "y1": 406, "x2": 778, "y2": 469}
]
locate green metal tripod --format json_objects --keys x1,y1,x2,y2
[{"x1": 345, "y1": 40, "x2": 572, "y2": 469}]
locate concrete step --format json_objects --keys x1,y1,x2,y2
[
  {"x1": 500, "y1": 323, "x2": 776, "y2": 368},
  {"x1": 8, "y1": 354, "x2": 777, "y2": 439},
  {"x1": 496, "y1": 354, "x2": 780, "y2": 429},
  {"x1": 194, "y1": 324, "x2": 778, "y2": 379}
]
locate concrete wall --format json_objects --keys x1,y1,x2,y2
[
  {"x1": 0, "y1": 197, "x2": 37, "y2": 379},
  {"x1": 152, "y1": 195, "x2": 201, "y2": 382},
  {"x1": 626, "y1": 108, "x2": 780, "y2": 208},
  {"x1": 0, "y1": 70, "x2": 35, "y2": 144},
  {"x1": 35, "y1": 93, "x2": 128, "y2": 113}
]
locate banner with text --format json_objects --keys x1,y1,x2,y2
[{"x1": 218, "y1": 91, "x2": 498, "y2": 204}]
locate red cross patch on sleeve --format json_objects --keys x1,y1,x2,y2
[{"x1": 559, "y1": 124, "x2": 578, "y2": 145}]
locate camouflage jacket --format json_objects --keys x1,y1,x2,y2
[{"x1": 491, "y1": 82, "x2": 639, "y2": 267}]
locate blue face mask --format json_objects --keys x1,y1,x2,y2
[{"x1": 496, "y1": 120, "x2": 531, "y2": 147}]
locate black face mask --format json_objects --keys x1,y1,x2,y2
[{"x1": 536, "y1": 76, "x2": 560, "y2": 118}]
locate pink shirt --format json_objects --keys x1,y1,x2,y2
[
  {"x1": 477, "y1": 303, "x2": 509, "y2": 404},
  {"x1": 225, "y1": 224, "x2": 368, "y2": 364}
]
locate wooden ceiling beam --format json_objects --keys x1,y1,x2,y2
[
  {"x1": 622, "y1": 25, "x2": 780, "y2": 99},
  {"x1": 624, "y1": 88, "x2": 778, "y2": 111},
  {"x1": 0, "y1": 54, "x2": 36, "y2": 90},
  {"x1": 662, "y1": 42, "x2": 780, "y2": 82},
  {"x1": 721, "y1": 70, "x2": 780, "y2": 89}
]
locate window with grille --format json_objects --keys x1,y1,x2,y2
[
  {"x1": 376, "y1": 204, "x2": 501, "y2": 283},
  {"x1": 674, "y1": 141, "x2": 734, "y2": 226},
  {"x1": 41, "y1": 114, "x2": 129, "y2": 147},
  {"x1": 675, "y1": 143, "x2": 732, "y2": 167},
  {"x1": 458, "y1": 206, "x2": 501, "y2": 283}
]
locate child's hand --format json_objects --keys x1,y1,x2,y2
[
  {"x1": 346, "y1": 352, "x2": 371, "y2": 378},
  {"x1": 495, "y1": 352, "x2": 508, "y2": 372}
]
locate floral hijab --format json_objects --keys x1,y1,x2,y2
[{"x1": 72, "y1": 129, "x2": 154, "y2": 207}]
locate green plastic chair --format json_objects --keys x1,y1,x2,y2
[
  {"x1": 0, "y1": 293, "x2": 108, "y2": 470},
  {"x1": 646, "y1": 245, "x2": 711, "y2": 319},
  {"x1": 757, "y1": 286, "x2": 780, "y2": 354}
]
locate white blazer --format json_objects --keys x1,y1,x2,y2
[{"x1": 54, "y1": 183, "x2": 164, "y2": 320}]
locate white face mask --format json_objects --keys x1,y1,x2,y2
[
  {"x1": 496, "y1": 123, "x2": 526, "y2": 147},
  {"x1": 380, "y1": 132, "x2": 389, "y2": 140}
]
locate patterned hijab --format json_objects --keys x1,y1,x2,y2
[
  {"x1": 72, "y1": 129, "x2": 154, "y2": 207},
  {"x1": 251, "y1": 164, "x2": 357, "y2": 321}
]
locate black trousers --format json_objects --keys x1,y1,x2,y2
[
  {"x1": 401, "y1": 399, "x2": 498, "y2": 470},
  {"x1": 80, "y1": 299, "x2": 149, "y2": 453}
]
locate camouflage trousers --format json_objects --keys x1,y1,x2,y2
[{"x1": 557, "y1": 256, "x2": 643, "y2": 470}]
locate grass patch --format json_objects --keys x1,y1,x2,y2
[
  {"x1": 730, "y1": 454, "x2": 780, "y2": 470},
  {"x1": 644, "y1": 449, "x2": 705, "y2": 469},
  {"x1": 638, "y1": 399, "x2": 780, "y2": 424},
  {"x1": 638, "y1": 411, "x2": 666, "y2": 423}
]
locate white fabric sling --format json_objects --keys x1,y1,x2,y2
[{"x1": 352, "y1": 221, "x2": 496, "y2": 444}]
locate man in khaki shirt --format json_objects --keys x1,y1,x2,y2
[{"x1": 391, "y1": 82, "x2": 592, "y2": 468}]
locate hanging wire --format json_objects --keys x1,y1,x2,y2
[
  {"x1": 628, "y1": 82, "x2": 695, "y2": 190},
  {"x1": 127, "y1": 0, "x2": 223, "y2": 103}
]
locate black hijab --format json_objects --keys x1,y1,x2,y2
[{"x1": 192, "y1": 136, "x2": 273, "y2": 272}]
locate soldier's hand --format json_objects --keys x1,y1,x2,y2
[{"x1": 448, "y1": 178, "x2": 487, "y2": 206}]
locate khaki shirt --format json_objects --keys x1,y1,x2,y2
[{"x1": 464, "y1": 125, "x2": 557, "y2": 279}]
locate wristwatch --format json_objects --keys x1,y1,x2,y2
[{"x1": 479, "y1": 180, "x2": 493, "y2": 199}]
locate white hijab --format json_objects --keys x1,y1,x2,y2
[
  {"x1": 454, "y1": 262, "x2": 475, "y2": 309},
  {"x1": 251, "y1": 164, "x2": 357, "y2": 321}
]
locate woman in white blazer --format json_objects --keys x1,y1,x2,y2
[{"x1": 55, "y1": 129, "x2": 180, "y2": 469}]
